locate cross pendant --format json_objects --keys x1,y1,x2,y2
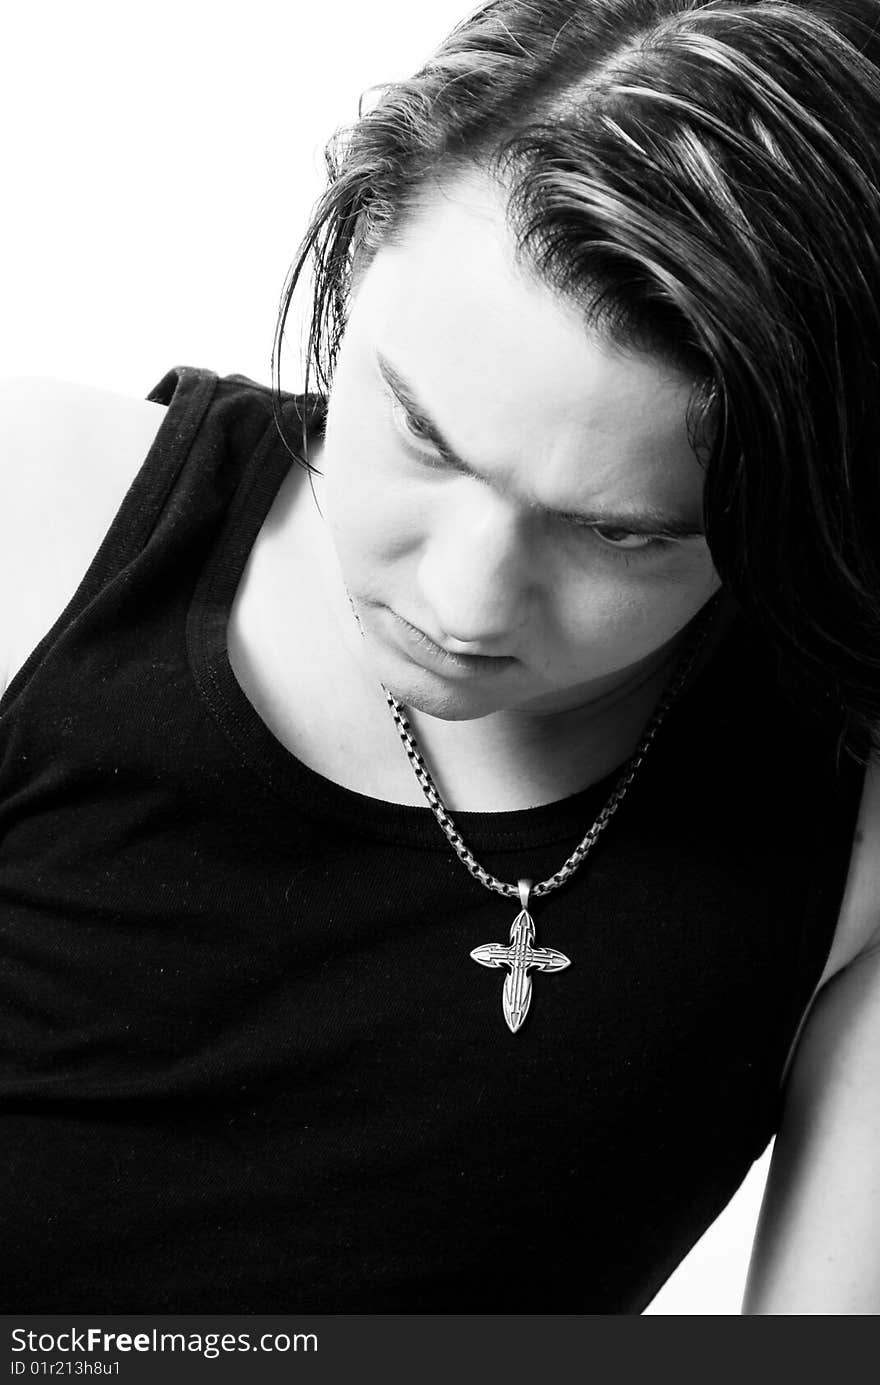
[{"x1": 470, "y1": 879, "x2": 571, "y2": 1033}]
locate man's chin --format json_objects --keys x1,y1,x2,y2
[{"x1": 369, "y1": 658, "x2": 505, "y2": 723}]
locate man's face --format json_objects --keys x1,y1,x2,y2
[{"x1": 315, "y1": 169, "x2": 720, "y2": 724}]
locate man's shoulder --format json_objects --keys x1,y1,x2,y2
[
  {"x1": 0, "y1": 376, "x2": 167, "y2": 693},
  {"x1": 0, "y1": 374, "x2": 167, "y2": 451}
]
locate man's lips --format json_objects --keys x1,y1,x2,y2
[{"x1": 385, "y1": 608, "x2": 517, "y2": 675}]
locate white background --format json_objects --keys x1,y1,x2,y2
[{"x1": 2, "y1": 0, "x2": 774, "y2": 1311}]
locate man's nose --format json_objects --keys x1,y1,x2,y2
[{"x1": 415, "y1": 489, "x2": 536, "y2": 650}]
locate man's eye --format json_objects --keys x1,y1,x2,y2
[
  {"x1": 590, "y1": 525, "x2": 658, "y2": 551},
  {"x1": 587, "y1": 523, "x2": 670, "y2": 556},
  {"x1": 388, "y1": 396, "x2": 436, "y2": 447}
]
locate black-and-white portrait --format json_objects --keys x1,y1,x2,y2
[{"x1": 2, "y1": 0, "x2": 879, "y2": 1318}]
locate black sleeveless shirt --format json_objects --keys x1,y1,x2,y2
[{"x1": 0, "y1": 366, "x2": 864, "y2": 1313}]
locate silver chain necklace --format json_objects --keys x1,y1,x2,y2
[{"x1": 380, "y1": 598, "x2": 719, "y2": 1033}]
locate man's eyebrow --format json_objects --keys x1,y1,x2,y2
[{"x1": 375, "y1": 351, "x2": 705, "y2": 539}]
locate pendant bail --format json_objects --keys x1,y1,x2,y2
[{"x1": 518, "y1": 878, "x2": 532, "y2": 911}]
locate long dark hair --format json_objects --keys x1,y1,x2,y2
[{"x1": 272, "y1": 0, "x2": 880, "y2": 756}]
